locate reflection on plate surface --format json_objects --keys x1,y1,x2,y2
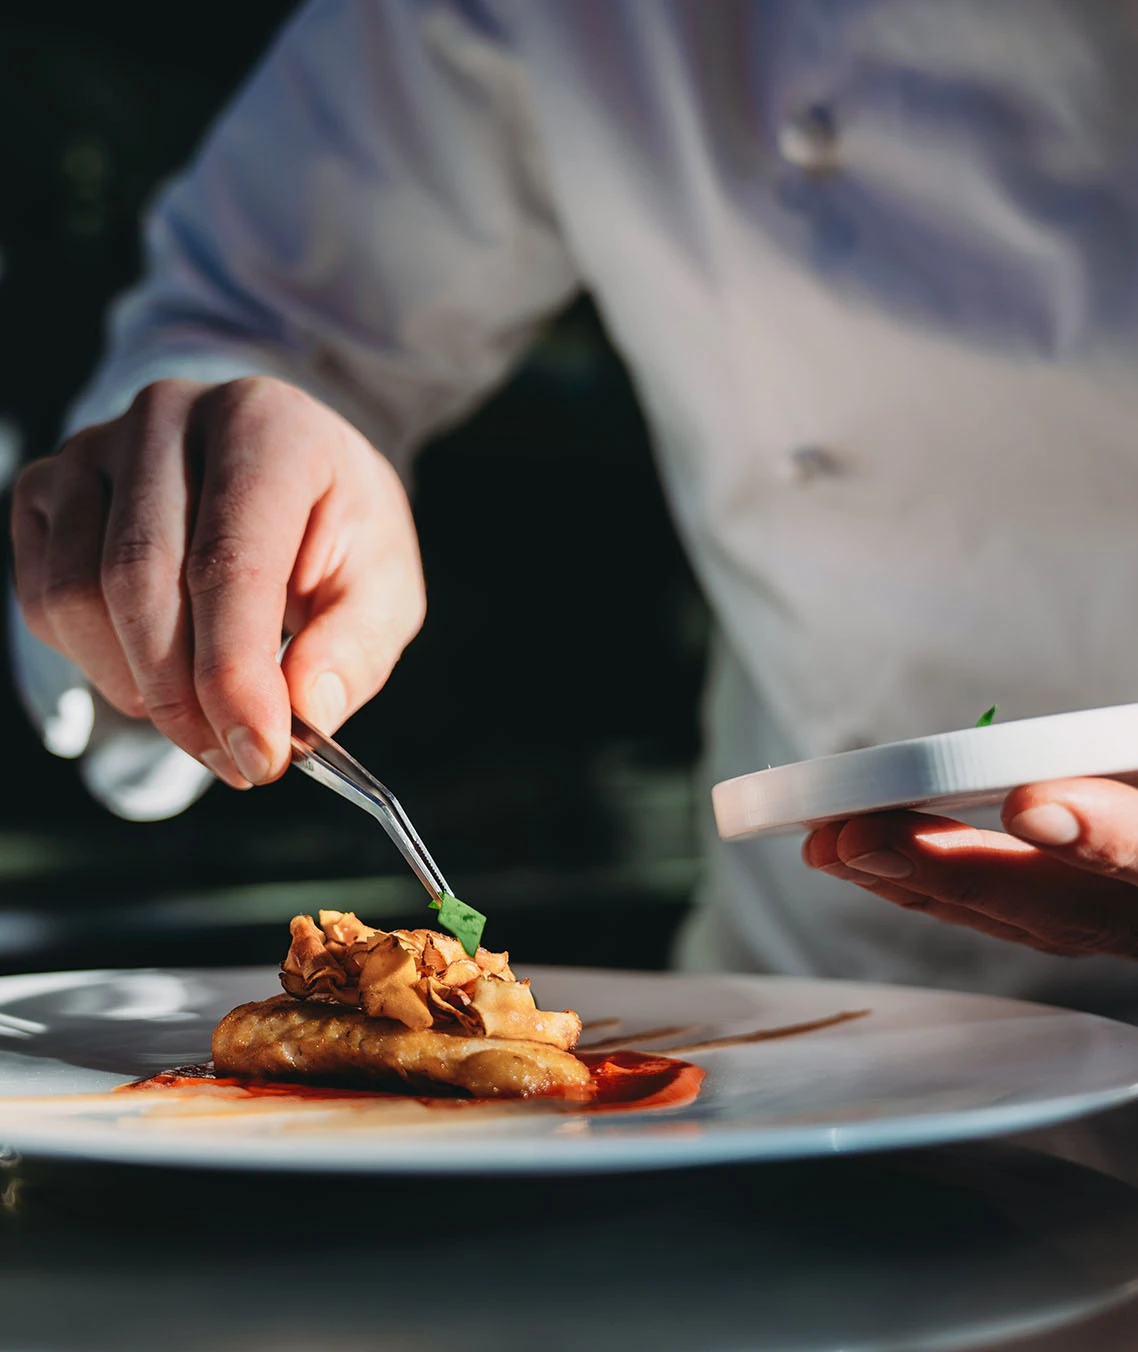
[{"x1": 0, "y1": 966, "x2": 1137, "y2": 1173}]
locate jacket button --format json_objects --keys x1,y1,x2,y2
[
  {"x1": 836, "y1": 735, "x2": 872, "y2": 754},
  {"x1": 790, "y1": 444, "x2": 845, "y2": 482},
  {"x1": 777, "y1": 105, "x2": 840, "y2": 174}
]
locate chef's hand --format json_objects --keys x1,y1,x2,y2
[
  {"x1": 11, "y1": 377, "x2": 425, "y2": 788},
  {"x1": 802, "y1": 777, "x2": 1138, "y2": 959}
]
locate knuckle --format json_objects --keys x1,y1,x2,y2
[
  {"x1": 144, "y1": 691, "x2": 204, "y2": 735},
  {"x1": 184, "y1": 535, "x2": 263, "y2": 599},
  {"x1": 378, "y1": 567, "x2": 427, "y2": 647},
  {"x1": 224, "y1": 374, "x2": 279, "y2": 402},
  {"x1": 55, "y1": 424, "x2": 106, "y2": 468},
  {"x1": 127, "y1": 378, "x2": 197, "y2": 425},
  {"x1": 101, "y1": 533, "x2": 178, "y2": 604},
  {"x1": 405, "y1": 583, "x2": 427, "y2": 636},
  {"x1": 354, "y1": 615, "x2": 409, "y2": 671},
  {"x1": 211, "y1": 375, "x2": 311, "y2": 434},
  {"x1": 113, "y1": 691, "x2": 149, "y2": 720},
  {"x1": 41, "y1": 571, "x2": 101, "y2": 621},
  {"x1": 88, "y1": 673, "x2": 148, "y2": 720},
  {"x1": 12, "y1": 457, "x2": 55, "y2": 512},
  {"x1": 128, "y1": 382, "x2": 167, "y2": 423},
  {"x1": 193, "y1": 653, "x2": 250, "y2": 704},
  {"x1": 103, "y1": 533, "x2": 163, "y2": 572}
]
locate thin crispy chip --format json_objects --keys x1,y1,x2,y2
[{"x1": 279, "y1": 912, "x2": 579, "y2": 1048}]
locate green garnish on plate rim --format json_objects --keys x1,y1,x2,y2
[
  {"x1": 429, "y1": 892, "x2": 487, "y2": 957},
  {"x1": 975, "y1": 705, "x2": 998, "y2": 727}
]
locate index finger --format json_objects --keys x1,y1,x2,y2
[
  {"x1": 185, "y1": 381, "x2": 333, "y2": 783},
  {"x1": 827, "y1": 810, "x2": 1138, "y2": 956}
]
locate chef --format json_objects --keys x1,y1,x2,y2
[{"x1": 12, "y1": 0, "x2": 1138, "y2": 1006}]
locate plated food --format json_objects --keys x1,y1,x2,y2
[
  {"x1": 3, "y1": 967, "x2": 1134, "y2": 1174},
  {"x1": 213, "y1": 911, "x2": 593, "y2": 1099}
]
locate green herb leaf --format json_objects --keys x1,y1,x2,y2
[
  {"x1": 975, "y1": 705, "x2": 998, "y2": 728},
  {"x1": 428, "y1": 892, "x2": 487, "y2": 957}
]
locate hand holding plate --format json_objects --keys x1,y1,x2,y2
[{"x1": 802, "y1": 776, "x2": 1138, "y2": 959}]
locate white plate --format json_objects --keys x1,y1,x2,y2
[
  {"x1": 0, "y1": 966, "x2": 1137, "y2": 1174},
  {"x1": 713, "y1": 702, "x2": 1138, "y2": 839}
]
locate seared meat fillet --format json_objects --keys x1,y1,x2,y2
[{"x1": 213, "y1": 995, "x2": 593, "y2": 1099}]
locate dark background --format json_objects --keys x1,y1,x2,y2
[{"x1": 0, "y1": 5, "x2": 708, "y2": 972}]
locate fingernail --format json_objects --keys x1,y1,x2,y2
[
  {"x1": 1007, "y1": 804, "x2": 1080, "y2": 846},
  {"x1": 225, "y1": 727, "x2": 272, "y2": 784},
  {"x1": 846, "y1": 850, "x2": 913, "y2": 879},
  {"x1": 309, "y1": 671, "x2": 347, "y2": 732},
  {"x1": 200, "y1": 749, "x2": 250, "y2": 790}
]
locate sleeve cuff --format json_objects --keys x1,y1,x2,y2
[{"x1": 8, "y1": 591, "x2": 214, "y2": 822}]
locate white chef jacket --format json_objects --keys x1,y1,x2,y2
[{"x1": 14, "y1": 0, "x2": 1138, "y2": 1005}]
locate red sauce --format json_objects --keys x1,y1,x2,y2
[
  {"x1": 124, "y1": 1050, "x2": 705, "y2": 1115},
  {"x1": 126, "y1": 1069, "x2": 395, "y2": 1101},
  {"x1": 575, "y1": 1051, "x2": 705, "y2": 1113}
]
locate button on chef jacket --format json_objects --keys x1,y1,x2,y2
[{"x1": 14, "y1": 0, "x2": 1138, "y2": 1008}]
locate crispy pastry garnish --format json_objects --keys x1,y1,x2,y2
[{"x1": 279, "y1": 911, "x2": 581, "y2": 1051}]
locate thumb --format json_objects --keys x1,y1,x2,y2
[
  {"x1": 1002, "y1": 776, "x2": 1138, "y2": 885},
  {"x1": 282, "y1": 588, "x2": 424, "y2": 735}
]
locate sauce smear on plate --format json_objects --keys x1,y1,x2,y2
[{"x1": 125, "y1": 1049, "x2": 705, "y2": 1114}]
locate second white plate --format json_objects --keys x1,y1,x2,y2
[{"x1": 713, "y1": 703, "x2": 1138, "y2": 839}]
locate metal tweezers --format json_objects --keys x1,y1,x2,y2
[{"x1": 290, "y1": 710, "x2": 452, "y2": 903}]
